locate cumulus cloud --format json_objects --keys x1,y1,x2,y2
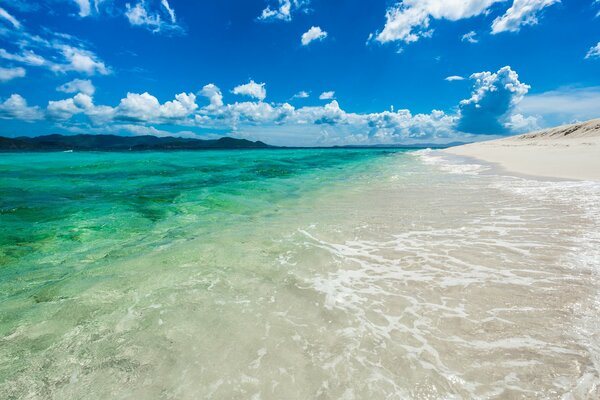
[
  {"x1": 199, "y1": 83, "x2": 224, "y2": 109},
  {"x1": 232, "y1": 80, "x2": 267, "y2": 101},
  {"x1": 0, "y1": 6, "x2": 21, "y2": 28},
  {"x1": 319, "y1": 91, "x2": 335, "y2": 100},
  {"x1": 375, "y1": 0, "x2": 502, "y2": 44},
  {"x1": 0, "y1": 66, "x2": 26, "y2": 82},
  {"x1": 258, "y1": 0, "x2": 310, "y2": 22},
  {"x1": 461, "y1": 31, "x2": 478, "y2": 43},
  {"x1": 47, "y1": 93, "x2": 93, "y2": 120},
  {"x1": 0, "y1": 94, "x2": 43, "y2": 121},
  {"x1": 585, "y1": 42, "x2": 600, "y2": 59},
  {"x1": 116, "y1": 92, "x2": 197, "y2": 122},
  {"x1": 57, "y1": 79, "x2": 96, "y2": 95},
  {"x1": 457, "y1": 66, "x2": 530, "y2": 134},
  {"x1": 116, "y1": 93, "x2": 158, "y2": 121},
  {"x1": 504, "y1": 113, "x2": 541, "y2": 132},
  {"x1": 160, "y1": 92, "x2": 198, "y2": 119},
  {"x1": 445, "y1": 75, "x2": 464, "y2": 81},
  {"x1": 492, "y1": 0, "x2": 560, "y2": 34},
  {"x1": 301, "y1": 26, "x2": 327, "y2": 46},
  {"x1": 0, "y1": 67, "x2": 555, "y2": 145}
]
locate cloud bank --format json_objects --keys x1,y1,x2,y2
[{"x1": 0, "y1": 67, "x2": 555, "y2": 145}]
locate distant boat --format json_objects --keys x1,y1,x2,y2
[{"x1": 63, "y1": 150, "x2": 74, "y2": 153}]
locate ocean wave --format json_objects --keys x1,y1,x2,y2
[{"x1": 412, "y1": 148, "x2": 490, "y2": 175}]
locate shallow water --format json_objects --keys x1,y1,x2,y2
[{"x1": 1, "y1": 149, "x2": 599, "y2": 399}]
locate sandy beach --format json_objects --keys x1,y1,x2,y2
[{"x1": 444, "y1": 119, "x2": 600, "y2": 181}]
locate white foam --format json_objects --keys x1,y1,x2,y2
[{"x1": 413, "y1": 149, "x2": 489, "y2": 175}]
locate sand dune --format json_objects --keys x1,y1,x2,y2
[{"x1": 444, "y1": 119, "x2": 600, "y2": 181}]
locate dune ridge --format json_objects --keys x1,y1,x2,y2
[{"x1": 444, "y1": 119, "x2": 600, "y2": 181}]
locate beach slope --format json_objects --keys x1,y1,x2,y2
[{"x1": 444, "y1": 119, "x2": 600, "y2": 181}]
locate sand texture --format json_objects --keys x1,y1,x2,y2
[{"x1": 444, "y1": 119, "x2": 600, "y2": 181}]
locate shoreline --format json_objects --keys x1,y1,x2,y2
[{"x1": 443, "y1": 119, "x2": 600, "y2": 181}]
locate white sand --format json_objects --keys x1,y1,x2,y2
[{"x1": 444, "y1": 119, "x2": 600, "y2": 181}]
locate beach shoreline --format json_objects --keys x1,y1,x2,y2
[{"x1": 443, "y1": 119, "x2": 600, "y2": 181}]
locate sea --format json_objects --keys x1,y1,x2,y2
[{"x1": 1, "y1": 149, "x2": 599, "y2": 399}]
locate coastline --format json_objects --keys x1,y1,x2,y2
[{"x1": 443, "y1": 119, "x2": 600, "y2": 181}]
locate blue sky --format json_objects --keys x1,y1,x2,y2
[{"x1": 0, "y1": 0, "x2": 599, "y2": 146}]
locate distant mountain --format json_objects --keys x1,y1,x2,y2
[{"x1": 0, "y1": 134, "x2": 271, "y2": 151}]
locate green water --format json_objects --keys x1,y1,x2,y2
[
  {"x1": 1, "y1": 149, "x2": 412, "y2": 399},
  {"x1": 0, "y1": 149, "x2": 402, "y2": 300},
  {"x1": 2, "y1": 149, "x2": 600, "y2": 399}
]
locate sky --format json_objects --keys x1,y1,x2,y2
[{"x1": 0, "y1": 0, "x2": 598, "y2": 146}]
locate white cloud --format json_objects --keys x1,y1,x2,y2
[
  {"x1": 0, "y1": 66, "x2": 26, "y2": 82},
  {"x1": 117, "y1": 92, "x2": 158, "y2": 121},
  {"x1": 199, "y1": 83, "x2": 224, "y2": 109},
  {"x1": 0, "y1": 94, "x2": 43, "y2": 121},
  {"x1": 0, "y1": 49, "x2": 46, "y2": 66},
  {"x1": 115, "y1": 92, "x2": 197, "y2": 122},
  {"x1": 0, "y1": 7, "x2": 21, "y2": 29},
  {"x1": 319, "y1": 91, "x2": 335, "y2": 100},
  {"x1": 222, "y1": 101, "x2": 291, "y2": 127},
  {"x1": 0, "y1": 19, "x2": 111, "y2": 77},
  {"x1": 232, "y1": 80, "x2": 267, "y2": 101},
  {"x1": 125, "y1": 0, "x2": 184, "y2": 33},
  {"x1": 585, "y1": 42, "x2": 600, "y2": 59},
  {"x1": 6, "y1": 66, "x2": 590, "y2": 146},
  {"x1": 461, "y1": 31, "x2": 478, "y2": 43},
  {"x1": 445, "y1": 75, "x2": 464, "y2": 81},
  {"x1": 125, "y1": 0, "x2": 182, "y2": 33},
  {"x1": 0, "y1": 46, "x2": 109, "y2": 76},
  {"x1": 301, "y1": 26, "x2": 327, "y2": 46},
  {"x1": 72, "y1": 0, "x2": 91, "y2": 17},
  {"x1": 457, "y1": 66, "x2": 530, "y2": 134},
  {"x1": 375, "y1": 0, "x2": 502, "y2": 44},
  {"x1": 160, "y1": 92, "x2": 198, "y2": 119},
  {"x1": 258, "y1": 0, "x2": 309, "y2": 22},
  {"x1": 52, "y1": 45, "x2": 111, "y2": 75},
  {"x1": 224, "y1": 103, "x2": 458, "y2": 146},
  {"x1": 515, "y1": 86, "x2": 600, "y2": 126},
  {"x1": 84, "y1": 103, "x2": 115, "y2": 124},
  {"x1": 126, "y1": 2, "x2": 161, "y2": 30},
  {"x1": 492, "y1": 0, "x2": 560, "y2": 34},
  {"x1": 48, "y1": 95, "x2": 88, "y2": 120},
  {"x1": 504, "y1": 113, "x2": 541, "y2": 132},
  {"x1": 0, "y1": 1, "x2": 174, "y2": 91},
  {"x1": 292, "y1": 91, "x2": 309, "y2": 99},
  {"x1": 161, "y1": 0, "x2": 176, "y2": 23},
  {"x1": 57, "y1": 79, "x2": 96, "y2": 96},
  {"x1": 119, "y1": 124, "x2": 197, "y2": 138}
]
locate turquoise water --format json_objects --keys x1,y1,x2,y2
[
  {"x1": 0, "y1": 149, "x2": 401, "y2": 300},
  {"x1": 1, "y1": 149, "x2": 600, "y2": 399}
]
